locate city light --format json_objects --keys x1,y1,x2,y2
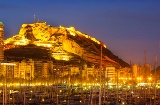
[{"x1": 0, "y1": 21, "x2": 159, "y2": 105}]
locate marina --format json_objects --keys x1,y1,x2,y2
[
  {"x1": 0, "y1": 82, "x2": 160, "y2": 105},
  {"x1": 1, "y1": 1, "x2": 160, "y2": 105}
]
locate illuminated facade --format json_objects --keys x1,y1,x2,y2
[
  {"x1": 82, "y1": 64, "x2": 95, "y2": 79},
  {"x1": 13, "y1": 62, "x2": 19, "y2": 78},
  {"x1": 143, "y1": 63, "x2": 151, "y2": 81},
  {"x1": 132, "y1": 64, "x2": 150, "y2": 82},
  {"x1": 105, "y1": 67, "x2": 116, "y2": 82},
  {"x1": 86, "y1": 66, "x2": 95, "y2": 78},
  {"x1": 34, "y1": 60, "x2": 43, "y2": 78},
  {"x1": 0, "y1": 22, "x2": 4, "y2": 61},
  {"x1": 18, "y1": 59, "x2": 34, "y2": 80},
  {"x1": 132, "y1": 64, "x2": 139, "y2": 78},
  {"x1": 42, "y1": 62, "x2": 49, "y2": 78},
  {"x1": 0, "y1": 62, "x2": 16, "y2": 78},
  {"x1": 42, "y1": 61, "x2": 53, "y2": 78},
  {"x1": 70, "y1": 66, "x2": 79, "y2": 75}
]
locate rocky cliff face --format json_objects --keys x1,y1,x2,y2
[{"x1": 4, "y1": 22, "x2": 130, "y2": 68}]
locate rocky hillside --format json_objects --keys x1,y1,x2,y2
[{"x1": 4, "y1": 22, "x2": 130, "y2": 68}]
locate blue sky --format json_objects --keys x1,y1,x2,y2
[{"x1": 1, "y1": 0, "x2": 160, "y2": 66}]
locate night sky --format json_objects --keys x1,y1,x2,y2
[{"x1": 1, "y1": 0, "x2": 160, "y2": 66}]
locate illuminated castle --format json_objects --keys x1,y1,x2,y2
[
  {"x1": 4, "y1": 22, "x2": 130, "y2": 68},
  {"x1": 0, "y1": 22, "x2": 4, "y2": 61}
]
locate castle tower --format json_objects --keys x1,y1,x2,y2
[{"x1": 0, "y1": 22, "x2": 4, "y2": 61}]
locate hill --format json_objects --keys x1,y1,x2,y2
[{"x1": 4, "y1": 22, "x2": 130, "y2": 68}]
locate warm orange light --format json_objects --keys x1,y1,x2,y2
[
  {"x1": 4, "y1": 22, "x2": 109, "y2": 63},
  {"x1": 148, "y1": 77, "x2": 152, "y2": 81},
  {"x1": 137, "y1": 77, "x2": 142, "y2": 81},
  {"x1": 66, "y1": 27, "x2": 76, "y2": 36}
]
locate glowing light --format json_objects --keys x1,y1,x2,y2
[
  {"x1": 66, "y1": 26, "x2": 107, "y2": 48},
  {"x1": 4, "y1": 22, "x2": 109, "y2": 64},
  {"x1": 66, "y1": 27, "x2": 76, "y2": 36},
  {"x1": 148, "y1": 77, "x2": 152, "y2": 81},
  {"x1": 0, "y1": 28, "x2": 3, "y2": 31},
  {"x1": 1, "y1": 63, "x2": 16, "y2": 66},
  {"x1": 36, "y1": 43, "x2": 52, "y2": 47},
  {"x1": 137, "y1": 77, "x2": 142, "y2": 81},
  {"x1": 51, "y1": 53, "x2": 71, "y2": 61}
]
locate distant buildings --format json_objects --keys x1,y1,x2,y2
[
  {"x1": 0, "y1": 22, "x2": 155, "y2": 85},
  {"x1": 132, "y1": 64, "x2": 151, "y2": 82},
  {"x1": 0, "y1": 58, "x2": 123, "y2": 80},
  {"x1": 0, "y1": 55, "x2": 154, "y2": 85}
]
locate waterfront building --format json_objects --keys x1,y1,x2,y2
[
  {"x1": 105, "y1": 66, "x2": 116, "y2": 82},
  {"x1": 42, "y1": 61, "x2": 53, "y2": 78},
  {"x1": 132, "y1": 64, "x2": 150, "y2": 82},
  {"x1": 81, "y1": 63, "x2": 87, "y2": 78},
  {"x1": 0, "y1": 22, "x2": 4, "y2": 61},
  {"x1": 70, "y1": 66, "x2": 79, "y2": 75},
  {"x1": 34, "y1": 60, "x2": 43, "y2": 78},
  {"x1": 118, "y1": 67, "x2": 131, "y2": 84},
  {"x1": 86, "y1": 65, "x2": 95, "y2": 79},
  {"x1": 132, "y1": 64, "x2": 139, "y2": 78},
  {"x1": 85, "y1": 64, "x2": 95, "y2": 79},
  {"x1": 81, "y1": 63, "x2": 96, "y2": 79},
  {"x1": 42, "y1": 61, "x2": 49, "y2": 78},
  {"x1": 120, "y1": 67, "x2": 131, "y2": 77},
  {"x1": 18, "y1": 59, "x2": 34, "y2": 80},
  {"x1": 0, "y1": 62, "x2": 16, "y2": 78},
  {"x1": 13, "y1": 62, "x2": 19, "y2": 78},
  {"x1": 144, "y1": 63, "x2": 151, "y2": 81}
]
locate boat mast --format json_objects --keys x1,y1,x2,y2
[
  {"x1": 154, "y1": 55, "x2": 158, "y2": 105},
  {"x1": 99, "y1": 42, "x2": 102, "y2": 105}
]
